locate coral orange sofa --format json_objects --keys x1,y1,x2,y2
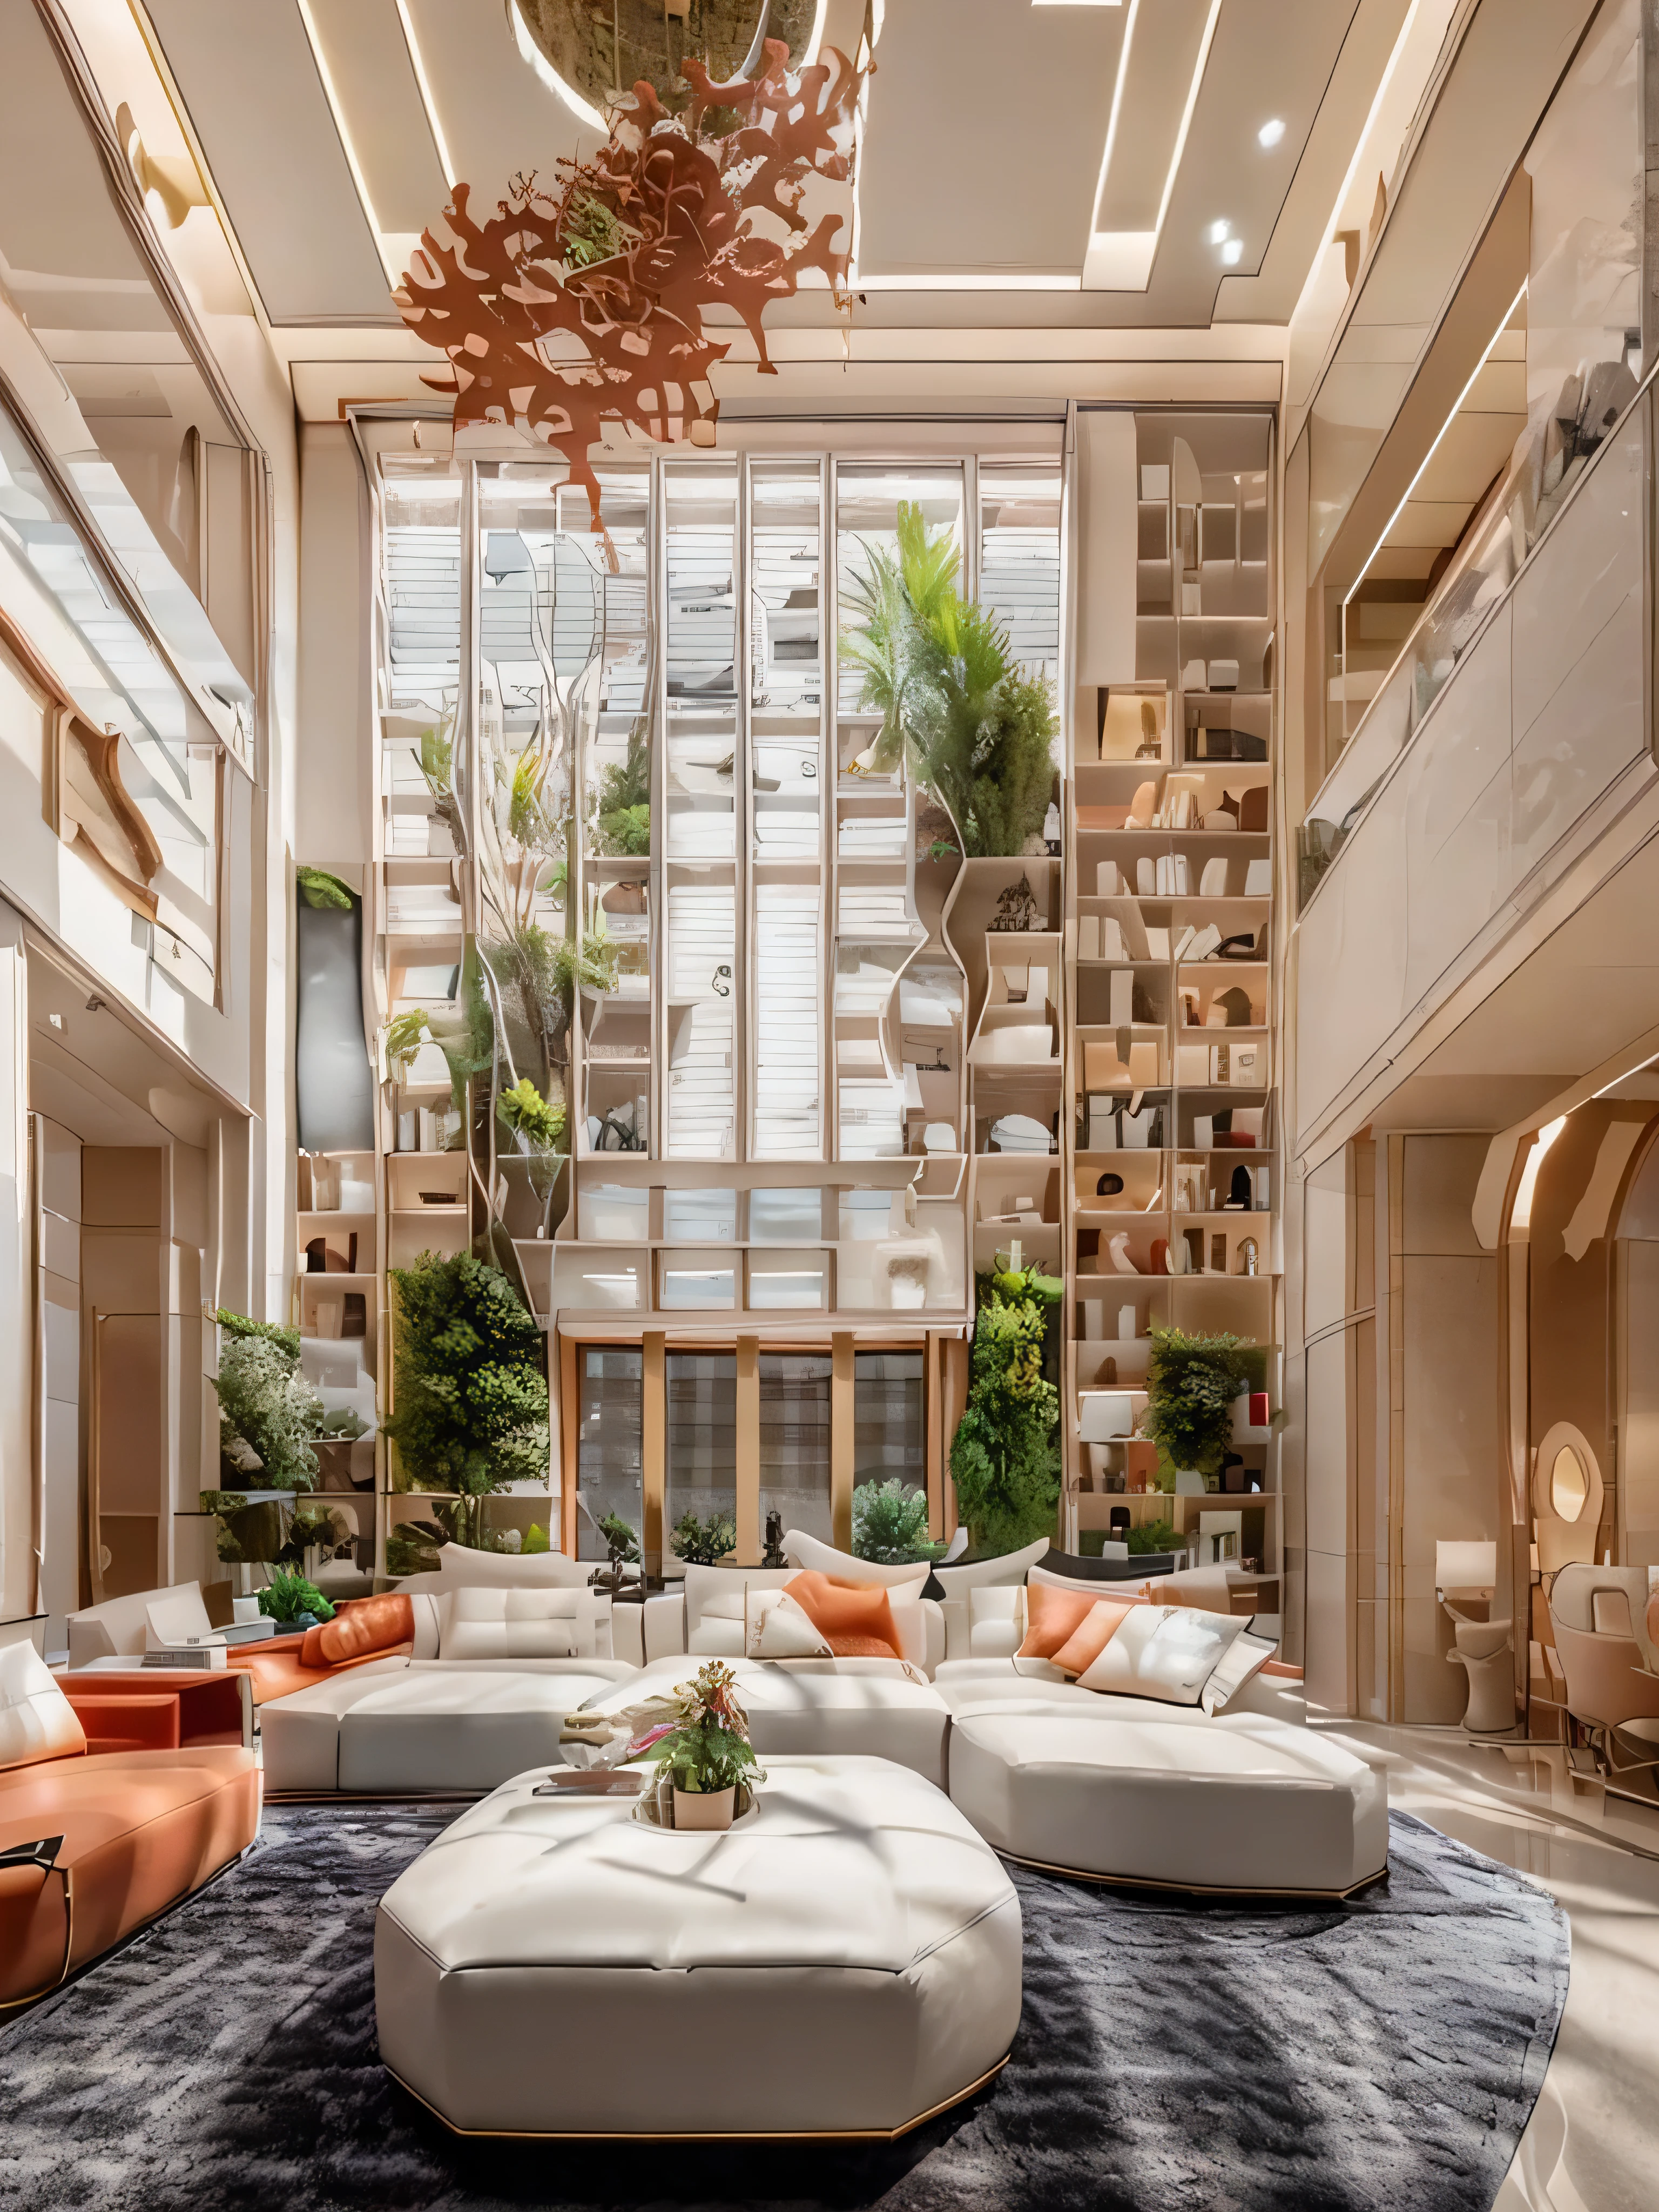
[
  {"x1": 0, "y1": 1641, "x2": 258, "y2": 2012},
  {"x1": 224, "y1": 1591, "x2": 415, "y2": 1705}
]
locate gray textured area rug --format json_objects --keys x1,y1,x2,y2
[{"x1": 0, "y1": 1804, "x2": 1565, "y2": 2212}]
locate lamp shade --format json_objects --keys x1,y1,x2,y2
[{"x1": 1437, "y1": 1540, "x2": 1498, "y2": 1590}]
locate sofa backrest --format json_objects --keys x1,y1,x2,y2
[
  {"x1": 434, "y1": 1547, "x2": 594, "y2": 1590},
  {"x1": 0, "y1": 1641, "x2": 86, "y2": 1772},
  {"x1": 66, "y1": 1582, "x2": 211, "y2": 1669},
  {"x1": 782, "y1": 1530, "x2": 937, "y2": 1591}
]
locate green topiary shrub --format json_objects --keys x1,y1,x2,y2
[
  {"x1": 386, "y1": 1252, "x2": 550, "y2": 1542},
  {"x1": 852, "y1": 1478, "x2": 944, "y2": 1565},
  {"x1": 949, "y1": 1258, "x2": 1064, "y2": 1559}
]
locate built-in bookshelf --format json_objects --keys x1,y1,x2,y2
[{"x1": 1063, "y1": 413, "x2": 1280, "y2": 1575}]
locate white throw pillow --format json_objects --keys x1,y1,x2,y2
[
  {"x1": 1199, "y1": 1629, "x2": 1278, "y2": 1715},
  {"x1": 440, "y1": 1587, "x2": 581, "y2": 1661},
  {"x1": 0, "y1": 1640, "x2": 86, "y2": 1771},
  {"x1": 437, "y1": 1547, "x2": 592, "y2": 1590},
  {"x1": 747, "y1": 1593, "x2": 833, "y2": 1659},
  {"x1": 781, "y1": 1530, "x2": 932, "y2": 1595},
  {"x1": 1076, "y1": 1604, "x2": 1246, "y2": 1705}
]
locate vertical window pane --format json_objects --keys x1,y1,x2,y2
[
  {"x1": 759, "y1": 1351, "x2": 832, "y2": 1543},
  {"x1": 754, "y1": 880, "x2": 821, "y2": 1156},
  {"x1": 854, "y1": 1351, "x2": 926, "y2": 1492},
  {"x1": 576, "y1": 1347, "x2": 641, "y2": 1559},
  {"x1": 666, "y1": 875, "x2": 737, "y2": 1157},
  {"x1": 979, "y1": 465, "x2": 1062, "y2": 693},
  {"x1": 664, "y1": 463, "x2": 737, "y2": 859},
  {"x1": 667, "y1": 1352, "x2": 736, "y2": 1540}
]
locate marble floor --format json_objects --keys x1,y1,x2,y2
[{"x1": 1319, "y1": 1723, "x2": 1659, "y2": 2212}]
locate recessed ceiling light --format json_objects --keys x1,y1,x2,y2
[
  {"x1": 1258, "y1": 118, "x2": 1286, "y2": 148},
  {"x1": 1220, "y1": 239, "x2": 1244, "y2": 265},
  {"x1": 1208, "y1": 219, "x2": 1230, "y2": 245}
]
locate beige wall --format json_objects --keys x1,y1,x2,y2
[
  {"x1": 1399, "y1": 1135, "x2": 1501, "y2": 1723},
  {"x1": 296, "y1": 423, "x2": 373, "y2": 867}
]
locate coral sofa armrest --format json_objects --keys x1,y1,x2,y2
[
  {"x1": 59, "y1": 1671, "x2": 253, "y2": 1750},
  {"x1": 643, "y1": 1590, "x2": 687, "y2": 1662},
  {"x1": 59, "y1": 1692, "x2": 180, "y2": 1756}
]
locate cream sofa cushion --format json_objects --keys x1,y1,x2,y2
[
  {"x1": 747, "y1": 1594, "x2": 833, "y2": 1659},
  {"x1": 1075, "y1": 1604, "x2": 1247, "y2": 1705},
  {"x1": 436, "y1": 1547, "x2": 593, "y2": 1590},
  {"x1": 0, "y1": 1640, "x2": 86, "y2": 1771},
  {"x1": 441, "y1": 1587, "x2": 582, "y2": 1661},
  {"x1": 968, "y1": 1586, "x2": 1025, "y2": 1657}
]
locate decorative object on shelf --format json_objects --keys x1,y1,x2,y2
[
  {"x1": 950, "y1": 1254, "x2": 1063, "y2": 1560},
  {"x1": 1141, "y1": 1326, "x2": 1262, "y2": 1493},
  {"x1": 1237, "y1": 1237, "x2": 1259, "y2": 1277},
  {"x1": 852, "y1": 1479, "x2": 946, "y2": 1566},
  {"x1": 296, "y1": 870, "x2": 375, "y2": 1154},
  {"x1": 590, "y1": 1512, "x2": 641, "y2": 1596},
  {"x1": 385, "y1": 1253, "x2": 550, "y2": 1545},
  {"x1": 640, "y1": 1661, "x2": 764, "y2": 1834},
  {"x1": 761, "y1": 1510, "x2": 786, "y2": 1569},
  {"x1": 841, "y1": 507, "x2": 1056, "y2": 855},
  {"x1": 213, "y1": 1312, "x2": 323, "y2": 1492},
  {"x1": 257, "y1": 1570, "x2": 335, "y2": 1632},
  {"x1": 669, "y1": 1510, "x2": 737, "y2": 1566},
  {"x1": 397, "y1": 39, "x2": 863, "y2": 532},
  {"x1": 988, "y1": 875, "x2": 1043, "y2": 933}
]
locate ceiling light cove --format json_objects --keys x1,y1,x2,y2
[
  {"x1": 1083, "y1": 0, "x2": 1221, "y2": 292},
  {"x1": 1208, "y1": 219, "x2": 1230, "y2": 245},
  {"x1": 1258, "y1": 117, "x2": 1286, "y2": 147}
]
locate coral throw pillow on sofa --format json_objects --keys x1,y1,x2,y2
[
  {"x1": 1049, "y1": 1599, "x2": 1137, "y2": 1678},
  {"x1": 1018, "y1": 1582, "x2": 1104, "y2": 1661},
  {"x1": 785, "y1": 1571, "x2": 902, "y2": 1660},
  {"x1": 300, "y1": 1593, "x2": 414, "y2": 1669}
]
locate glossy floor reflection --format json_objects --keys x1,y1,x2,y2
[{"x1": 1320, "y1": 1723, "x2": 1659, "y2": 2212}]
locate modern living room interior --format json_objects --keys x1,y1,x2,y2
[{"x1": 2, "y1": 0, "x2": 1659, "y2": 2205}]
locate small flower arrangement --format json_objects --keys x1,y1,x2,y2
[{"x1": 632, "y1": 1661, "x2": 763, "y2": 1830}]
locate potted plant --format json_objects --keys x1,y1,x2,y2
[
  {"x1": 213, "y1": 1311, "x2": 323, "y2": 1491},
  {"x1": 258, "y1": 1569, "x2": 335, "y2": 1633},
  {"x1": 645, "y1": 1662, "x2": 763, "y2": 1832},
  {"x1": 386, "y1": 1251, "x2": 550, "y2": 1548},
  {"x1": 949, "y1": 1253, "x2": 1064, "y2": 1557},
  {"x1": 852, "y1": 1478, "x2": 945, "y2": 1566},
  {"x1": 1141, "y1": 1326, "x2": 1261, "y2": 1491},
  {"x1": 669, "y1": 1509, "x2": 737, "y2": 1566}
]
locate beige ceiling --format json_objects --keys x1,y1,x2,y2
[{"x1": 127, "y1": 0, "x2": 1410, "y2": 340}]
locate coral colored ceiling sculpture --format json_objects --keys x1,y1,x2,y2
[{"x1": 396, "y1": 40, "x2": 863, "y2": 530}]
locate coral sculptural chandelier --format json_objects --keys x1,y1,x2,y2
[{"x1": 395, "y1": 39, "x2": 863, "y2": 531}]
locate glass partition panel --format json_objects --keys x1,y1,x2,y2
[
  {"x1": 759, "y1": 1351, "x2": 832, "y2": 1541},
  {"x1": 853, "y1": 1350, "x2": 925, "y2": 1491},
  {"x1": 667, "y1": 1351, "x2": 736, "y2": 1542},
  {"x1": 663, "y1": 462, "x2": 737, "y2": 860},
  {"x1": 979, "y1": 464, "x2": 1063, "y2": 690},
  {"x1": 577, "y1": 468, "x2": 651, "y2": 861},
  {"x1": 576, "y1": 1346, "x2": 642, "y2": 1559},
  {"x1": 665, "y1": 873, "x2": 737, "y2": 1157},
  {"x1": 753, "y1": 879, "x2": 821, "y2": 1156},
  {"x1": 663, "y1": 1186, "x2": 738, "y2": 1242}
]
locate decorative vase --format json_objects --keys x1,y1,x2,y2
[{"x1": 672, "y1": 1785, "x2": 736, "y2": 1832}]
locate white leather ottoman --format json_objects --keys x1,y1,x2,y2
[
  {"x1": 948, "y1": 1709, "x2": 1387, "y2": 1896},
  {"x1": 261, "y1": 1663, "x2": 634, "y2": 1794},
  {"x1": 579, "y1": 1656, "x2": 951, "y2": 1786},
  {"x1": 375, "y1": 1754, "x2": 1022, "y2": 2138}
]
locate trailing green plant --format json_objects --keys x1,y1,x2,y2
[
  {"x1": 852, "y1": 1478, "x2": 945, "y2": 1566},
  {"x1": 385, "y1": 1008, "x2": 431, "y2": 1080},
  {"x1": 258, "y1": 1569, "x2": 335, "y2": 1626},
  {"x1": 594, "y1": 726, "x2": 650, "y2": 856},
  {"x1": 296, "y1": 866, "x2": 354, "y2": 911},
  {"x1": 949, "y1": 1257, "x2": 1063, "y2": 1559},
  {"x1": 841, "y1": 503, "x2": 1056, "y2": 858},
  {"x1": 497, "y1": 1076, "x2": 567, "y2": 1151},
  {"x1": 1125, "y1": 1517, "x2": 1181, "y2": 1556},
  {"x1": 386, "y1": 1251, "x2": 550, "y2": 1518},
  {"x1": 215, "y1": 1309, "x2": 300, "y2": 1359},
  {"x1": 213, "y1": 1317, "x2": 322, "y2": 1491},
  {"x1": 669, "y1": 1509, "x2": 736, "y2": 1566},
  {"x1": 318, "y1": 1408, "x2": 369, "y2": 1440},
  {"x1": 1141, "y1": 1326, "x2": 1260, "y2": 1484}
]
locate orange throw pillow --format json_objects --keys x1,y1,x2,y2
[
  {"x1": 1018, "y1": 1582, "x2": 1102, "y2": 1660},
  {"x1": 786, "y1": 1572, "x2": 901, "y2": 1660},
  {"x1": 1050, "y1": 1598, "x2": 1135, "y2": 1678},
  {"x1": 300, "y1": 1593, "x2": 415, "y2": 1670}
]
